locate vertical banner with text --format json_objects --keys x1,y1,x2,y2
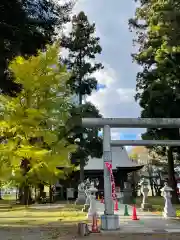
[{"x1": 105, "y1": 162, "x2": 116, "y2": 200}]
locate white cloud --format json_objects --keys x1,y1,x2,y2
[
  {"x1": 111, "y1": 129, "x2": 120, "y2": 140},
  {"x1": 91, "y1": 65, "x2": 116, "y2": 86},
  {"x1": 98, "y1": 128, "x2": 120, "y2": 140},
  {"x1": 86, "y1": 65, "x2": 138, "y2": 118},
  {"x1": 117, "y1": 88, "x2": 135, "y2": 103}
]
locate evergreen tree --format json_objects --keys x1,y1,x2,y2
[
  {"x1": 0, "y1": 0, "x2": 73, "y2": 96},
  {"x1": 0, "y1": 43, "x2": 76, "y2": 204},
  {"x1": 61, "y1": 11, "x2": 103, "y2": 182},
  {"x1": 129, "y1": 0, "x2": 180, "y2": 203}
]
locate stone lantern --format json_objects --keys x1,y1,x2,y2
[
  {"x1": 87, "y1": 182, "x2": 98, "y2": 220},
  {"x1": 123, "y1": 182, "x2": 133, "y2": 204},
  {"x1": 140, "y1": 178, "x2": 152, "y2": 210},
  {"x1": 75, "y1": 182, "x2": 86, "y2": 205},
  {"x1": 161, "y1": 182, "x2": 176, "y2": 218},
  {"x1": 82, "y1": 178, "x2": 91, "y2": 212}
]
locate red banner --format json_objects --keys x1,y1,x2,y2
[{"x1": 105, "y1": 162, "x2": 116, "y2": 200}]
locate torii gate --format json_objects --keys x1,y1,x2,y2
[{"x1": 82, "y1": 118, "x2": 180, "y2": 231}]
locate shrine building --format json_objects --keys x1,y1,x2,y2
[{"x1": 56, "y1": 146, "x2": 143, "y2": 200}]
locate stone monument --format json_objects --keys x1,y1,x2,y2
[
  {"x1": 75, "y1": 182, "x2": 86, "y2": 205},
  {"x1": 123, "y1": 182, "x2": 133, "y2": 204},
  {"x1": 140, "y1": 178, "x2": 152, "y2": 210},
  {"x1": 161, "y1": 182, "x2": 176, "y2": 218}
]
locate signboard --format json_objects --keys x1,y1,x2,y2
[{"x1": 67, "y1": 188, "x2": 74, "y2": 199}]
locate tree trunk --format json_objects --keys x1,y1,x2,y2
[
  {"x1": 167, "y1": 147, "x2": 179, "y2": 204},
  {"x1": 154, "y1": 185, "x2": 161, "y2": 196},
  {"x1": 80, "y1": 159, "x2": 84, "y2": 183},
  {"x1": 79, "y1": 89, "x2": 85, "y2": 183},
  {"x1": 34, "y1": 187, "x2": 36, "y2": 201},
  {"x1": 39, "y1": 183, "x2": 44, "y2": 197},
  {"x1": 147, "y1": 166, "x2": 154, "y2": 196},
  {"x1": 19, "y1": 158, "x2": 33, "y2": 205},
  {"x1": 0, "y1": 181, "x2": 2, "y2": 200},
  {"x1": 149, "y1": 179, "x2": 154, "y2": 196},
  {"x1": 18, "y1": 185, "x2": 23, "y2": 202},
  {"x1": 19, "y1": 184, "x2": 32, "y2": 205},
  {"x1": 36, "y1": 183, "x2": 44, "y2": 202},
  {"x1": 23, "y1": 185, "x2": 29, "y2": 205},
  {"x1": 157, "y1": 188, "x2": 162, "y2": 196},
  {"x1": 49, "y1": 185, "x2": 53, "y2": 203}
]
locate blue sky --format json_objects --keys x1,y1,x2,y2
[
  {"x1": 97, "y1": 84, "x2": 106, "y2": 91},
  {"x1": 119, "y1": 133, "x2": 139, "y2": 140},
  {"x1": 68, "y1": 0, "x2": 145, "y2": 144}
]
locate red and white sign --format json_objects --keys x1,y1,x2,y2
[{"x1": 105, "y1": 162, "x2": 116, "y2": 200}]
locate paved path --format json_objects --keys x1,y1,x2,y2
[{"x1": 96, "y1": 201, "x2": 180, "y2": 233}]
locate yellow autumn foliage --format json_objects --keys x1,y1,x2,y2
[{"x1": 0, "y1": 42, "x2": 76, "y2": 186}]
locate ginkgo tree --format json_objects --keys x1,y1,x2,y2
[{"x1": 0, "y1": 42, "x2": 76, "y2": 204}]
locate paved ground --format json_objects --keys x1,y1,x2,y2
[
  {"x1": 76, "y1": 233, "x2": 180, "y2": 240},
  {"x1": 0, "y1": 224, "x2": 77, "y2": 240},
  {"x1": 2, "y1": 228, "x2": 179, "y2": 240},
  {"x1": 96, "y1": 201, "x2": 180, "y2": 233}
]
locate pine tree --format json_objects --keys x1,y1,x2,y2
[
  {"x1": 129, "y1": 0, "x2": 180, "y2": 203},
  {"x1": 0, "y1": 0, "x2": 73, "y2": 96},
  {"x1": 61, "y1": 11, "x2": 103, "y2": 182},
  {"x1": 0, "y1": 42, "x2": 76, "y2": 204}
]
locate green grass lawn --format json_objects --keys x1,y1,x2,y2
[
  {"x1": 0, "y1": 202, "x2": 86, "y2": 227},
  {"x1": 0, "y1": 192, "x2": 86, "y2": 226},
  {"x1": 135, "y1": 196, "x2": 180, "y2": 216},
  {"x1": 0, "y1": 202, "x2": 87, "y2": 239}
]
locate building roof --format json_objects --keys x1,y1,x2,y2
[{"x1": 84, "y1": 146, "x2": 142, "y2": 170}]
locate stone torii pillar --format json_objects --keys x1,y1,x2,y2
[{"x1": 100, "y1": 125, "x2": 119, "y2": 230}]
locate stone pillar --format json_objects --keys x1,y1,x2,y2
[
  {"x1": 103, "y1": 125, "x2": 114, "y2": 215},
  {"x1": 100, "y1": 125, "x2": 120, "y2": 231},
  {"x1": 123, "y1": 182, "x2": 133, "y2": 204},
  {"x1": 161, "y1": 182, "x2": 176, "y2": 218},
  {"x1": 140, "y1": 178, "x2": 152, "y2": 210}
]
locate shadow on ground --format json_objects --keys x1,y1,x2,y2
[{"x1": 0, "y1": 221, "x2": 81, "y2": 240}]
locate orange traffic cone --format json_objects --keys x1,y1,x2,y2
[
  {"x1": 114, "y1": 199, "x2": 118, "y2": 211},
  {"x1": 91, "y1": 215, "x2": 99, "y2": 233},
  {"x1": 100, "y1": 196, "x2": 104, "y2": 203},
  {"x1": 132, "y1": 205, "x2": 139, "y2": 220}
]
